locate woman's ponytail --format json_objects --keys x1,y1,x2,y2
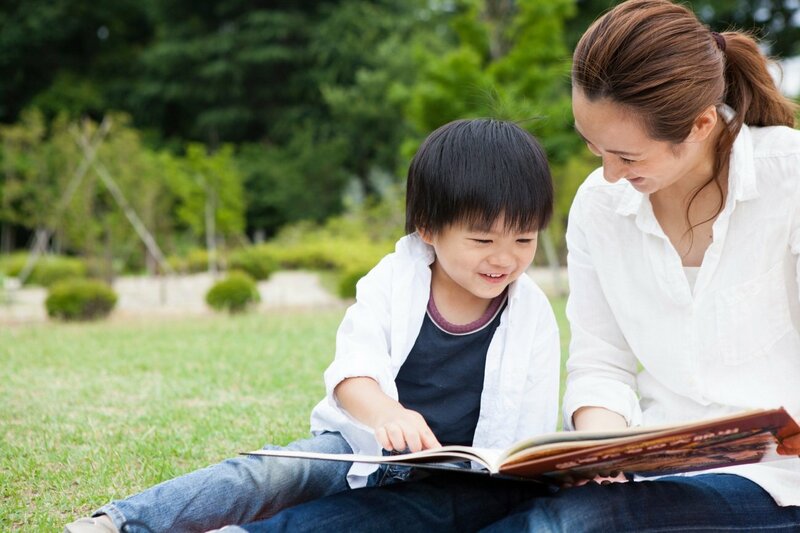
[{"x1": 721, "y1": 31, "x2": 796, "y2": 131}]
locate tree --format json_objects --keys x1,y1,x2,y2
[
  {"x1": 567, "y1": 0, "x2": 800, "y2": 57},
  {"x1": 398, "y1": 0, "x2": 584, "y2": 258},
  {"x1": 162, "y1": 143, "x2": 245, "y2": 245},
  {"x1": 0, "y1": 0, "x2": 153, "y2": 122},
  {"x1": 0, "y1": 110, "x2": 57, "y2": 251}
]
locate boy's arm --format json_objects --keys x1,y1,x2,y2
[{"x1": 335, "y1": 377, "x2": 441, "y2": 452}]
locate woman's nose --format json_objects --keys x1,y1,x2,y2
[{"x1": 602, "y1": 156, "x2": 626, "y2": 183}]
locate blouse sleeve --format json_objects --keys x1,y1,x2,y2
[
  {"x1": 561, "y1": 190, "x2": 643, "y2": 430},
  {"x1": 791, "y1": 198, "x2": 800, "y2": 308}
]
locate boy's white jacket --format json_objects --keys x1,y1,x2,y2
[{"x1": 310, "y1": 233, "x2": 560, "y2": 488}]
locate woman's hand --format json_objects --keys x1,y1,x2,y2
[
  {"x1": 564, "y1": 407, "x2": 630, "y2": 488},
  {"x1": 561, "y1": 471, "x2": 629, "y2": 489},
  {"x1": 777, "y1": 432, "x2": 800, "y2": 456}
]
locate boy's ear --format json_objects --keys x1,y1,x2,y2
[{"x1": 417, "y1": 228, "x2": 434, "y2": 245}]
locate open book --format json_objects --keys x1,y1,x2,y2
[{"x1": 244, "y1": 408, "x2": 799, "y2": 482}]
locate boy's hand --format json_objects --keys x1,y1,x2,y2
[
  {"x1": 777, "y1": 432, "x2": 800, "y2": 456},
  {"x1": 373, "y1": 406, "x2": 441, "y2": 453},
  {"x1": 334, "y1": 377, "x2": 442, "y2": 453}
]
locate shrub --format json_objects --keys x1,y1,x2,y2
[
  {"x1": 0, "y1": 253, "x2": 87, "y2": 287},
  {"x1": 228, "y1": 246, "x2": 278, "y2": 280},
  {"x1": 45, "y1": 279, "x2": 118, "y2": 321},
  {"x1": 206, "y1": 271, "x2": 260, "y2": 313}
]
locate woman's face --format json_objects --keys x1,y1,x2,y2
[{"x1": 571, "y1": 88, "x2": 711, "y2": 196}]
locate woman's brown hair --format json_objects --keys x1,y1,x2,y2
[{"x1": 572, "y1": 0, "x2": 796, "y2": 239}]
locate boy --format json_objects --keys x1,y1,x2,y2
[{"x1": 65, "y1": 118, "x2": 560, "y2": 533}]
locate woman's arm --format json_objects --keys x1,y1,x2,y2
[
  {"x1": 562, "y1": 187, "x2": 642, "y2": 430},
  {"x1": 572, "y1": 406, "x2": 628, "y2": 431}
]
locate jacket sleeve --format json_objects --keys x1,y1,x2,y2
[
  {"x1": 562, "y1": 191, "x2": 643, "y2": 430},
  {"x1": 322, "y1": 254, "x2": 398, "y2": 409}
]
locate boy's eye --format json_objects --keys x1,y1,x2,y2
[
  {"x1": 516, "y1": 238, "x2": 534, "y2": 244},
  {"x1": 471, "y1": 239, "x2": 492, "y2": 244}
]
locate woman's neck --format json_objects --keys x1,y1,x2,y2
[
  {"x1": 653, "y1": 120, "x2": 727, "y2": 205},
  {"x1": 650, "y1": 120, "x2": 729, "y2": 266}
]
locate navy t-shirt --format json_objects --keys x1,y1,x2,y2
[{"x1": 395, "y1": 291, "x2": 507, "y2": 446}]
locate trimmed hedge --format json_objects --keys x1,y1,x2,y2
[
  {"x1": 45, "y1": 279, "x2": 118, "y2": 321},
  {"x1": 228, "y1": 247, "x2": 278, "y2": 281},
  {"x1": 206, "y1": 271, "x2": 260, "y2": 313},
  {"x1": 0, "y1": 253, "x2": 88, "y2": 287}
]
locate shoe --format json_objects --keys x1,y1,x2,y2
[{"x1": 64, "y1": 515, "x2": 119, "y2": 533}]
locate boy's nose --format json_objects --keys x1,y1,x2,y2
[{"x1": 488, "y1": 251, "x2": 514, "y2": 268}]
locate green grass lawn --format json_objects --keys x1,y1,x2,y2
[{"x1": 0, "y1": 297, "x2": 568, "y2": 531}]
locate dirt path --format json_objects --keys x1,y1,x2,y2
[{"x1": 0, "y1": 271, "x2": 343, "y2": 325}]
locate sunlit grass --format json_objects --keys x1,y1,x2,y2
[{"x1": 1, "y1": 297, "x2": 567, "y2": 531}]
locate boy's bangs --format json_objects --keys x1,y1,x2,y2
[
  {"x1": 456, "y1": 202, "x2": 544, "y2": 235},
  {"x1": 405, "y1": 119, "x2": 553, "y2": 235}
]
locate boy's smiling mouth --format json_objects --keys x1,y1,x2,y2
[{"x1": 480, "y1": 273, "x2": 509, "y2": 283}]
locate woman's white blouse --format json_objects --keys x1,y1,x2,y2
[{"x1": 562, "y1": 123, "x2": 800, "y2": 506}]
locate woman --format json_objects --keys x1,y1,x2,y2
[{"x1": 225, "y1": 1, "x2": 800, "y2": 531}]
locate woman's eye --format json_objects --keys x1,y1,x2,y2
[{"x1": 620, "y1": 156, "x2": 636, "y2": 165}]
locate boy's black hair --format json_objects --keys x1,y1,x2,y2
[{"x1": 405, "y1": 118, "x2": 553, "y2": 235}]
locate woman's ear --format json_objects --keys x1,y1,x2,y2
[{"x1": 685, "y1": 104, "x2": 719, "y2": 143}]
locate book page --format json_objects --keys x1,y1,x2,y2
[{"x1": 244, "y1": 446, "x2": 506, "y2": 473}]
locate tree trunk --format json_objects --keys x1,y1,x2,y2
[{"x1": 0, "y1": 222, "x2": 13, "y2": 253}]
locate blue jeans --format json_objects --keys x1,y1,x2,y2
[
  {"x1": 242, "y1": 472, "x2": 800, "y2": 532},
  {"x1": 96, "y1": 432, "x2": 357, "y2": 533}
]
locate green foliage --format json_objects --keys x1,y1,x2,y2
[
  {"x1": 0, "y1": 0, "x2": 153, "y2": 122},
  {"x1": 228, "y1": 247, "x2": 278, "y2": 281},
  {"x1": 237, "y1": 132, "x2": 349, "y2": 236},
  {"x1": 167, "y1": 248, "x2": 221, "y2": 274},
  {"x1": 131, "y1": 5, "x2": 317, "y2": 143},
  {"x1": 0, "y1": 253, "x2": 88, "y2": 287},
  {"x1": 404, "y1": 0, "x2": 579, "y2": 165},
  {"x1": 162, "y1": 143, "x2": 245, "y2": 240},
  {"x1": 205, "y1": 271, "x2": 260, "y2": 313},
  {"x1": 0, "y1": 109, "x2": 60, "y2": 232},
  {"x1": 45, "y1": 278, "x2": 118, "y2": 320}
]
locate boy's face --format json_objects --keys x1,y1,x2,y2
[{"x1": 420, "y1": 217, "x2": 538, "y2": 302}]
